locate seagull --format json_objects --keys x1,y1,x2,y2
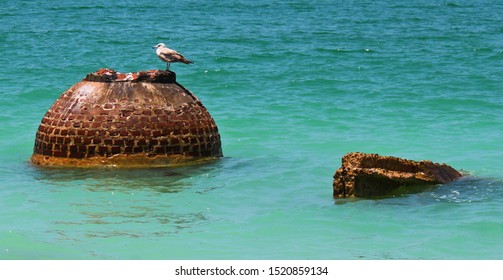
[{"x1": 152, "y1": 43, "x2": 193, "y2": 70}]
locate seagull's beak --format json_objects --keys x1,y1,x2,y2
[{"x1": 152, "y1": 46, "x2": 157, "y2": 49}]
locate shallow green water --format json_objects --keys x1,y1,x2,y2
[{"x1": 1, "y1": 0, "x2": 502, "y2": 259}]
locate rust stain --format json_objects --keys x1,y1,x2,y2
[{"x1": 31, "y1": 69, "x2": 222, "y2": 167}]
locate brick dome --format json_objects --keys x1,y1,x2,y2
[{"x1": 31, "y1": 68, "x2": 222, "y2": 167}]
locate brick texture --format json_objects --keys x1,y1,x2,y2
[{"x1": 32, "y1": 69, "x2": 222, "y2": 166}]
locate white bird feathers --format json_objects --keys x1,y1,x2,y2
[{"x1": 152, "y1": 43, "x2": 193, "y2": 70}]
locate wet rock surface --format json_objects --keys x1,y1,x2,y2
[
  {"x1": 333, "y1": 152, "x2": 462, "y2": 198},
  {"x1": 31, "y1": 68, "x2": 222, "y2": 167}
]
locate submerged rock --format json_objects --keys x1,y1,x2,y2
[
  {"x1": 31, "y1": 68, "x2": 222, "y2": 167},
  {"x1": 333, "y1": 152, "x2": 462, "y2": 198}
]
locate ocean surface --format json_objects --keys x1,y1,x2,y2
[{"x1": 1, "y1": 0, "x2": 502, "y2": 259}]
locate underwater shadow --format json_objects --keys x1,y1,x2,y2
[
  {"x1": 334, "y1": 175, "x2": 503, "y2": 205},
  {"x1": 29, "y1": 158, "x2": 226, "y2": 194}
]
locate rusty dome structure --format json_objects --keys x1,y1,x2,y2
[{"x1": 31, "y1": 68, "x2": 222, "y2": 167}]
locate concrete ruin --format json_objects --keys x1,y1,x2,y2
[
  {"x1": 31, "y1": 68, "x2": 222, "y2": 167},
  {"x1": 333, "y1": 152, "x2": 462, "y2": 198}
]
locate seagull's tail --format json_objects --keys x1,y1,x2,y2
[{"x1": 182, "y1": 58, "x2": 193, "y2": 64}]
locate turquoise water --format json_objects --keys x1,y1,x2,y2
[{"x1": 1, "y1": 0, "x2": 503, "y2": 259}]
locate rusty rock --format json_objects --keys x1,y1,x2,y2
[
  {"x1": 333, "y1": 152, "x2": 462, "y2": 198},
  {"x1": 31, "y1": 68, "x2": 222, "y2": 167}
]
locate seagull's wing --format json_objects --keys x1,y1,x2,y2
[
  {"x1": 159, "y1": 47, "x2": 179, "y2": 56},
  {"x1": 160, "y1": 47, "x2": 180, "y2": 58},
  {"x1": 160, "y1": 47, "x2": 193, "y2": 64}
]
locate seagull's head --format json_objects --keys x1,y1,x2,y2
[{"x1": 152, "y1": 43, "x2": 166, "y2": 49}]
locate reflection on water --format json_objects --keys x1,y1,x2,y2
[
  {"x1": 31, "y1": 159, "x2": 225, "y2": 194},
  {"x1": 26, "y1": 159, "x2": 228, "y2": 240}
]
